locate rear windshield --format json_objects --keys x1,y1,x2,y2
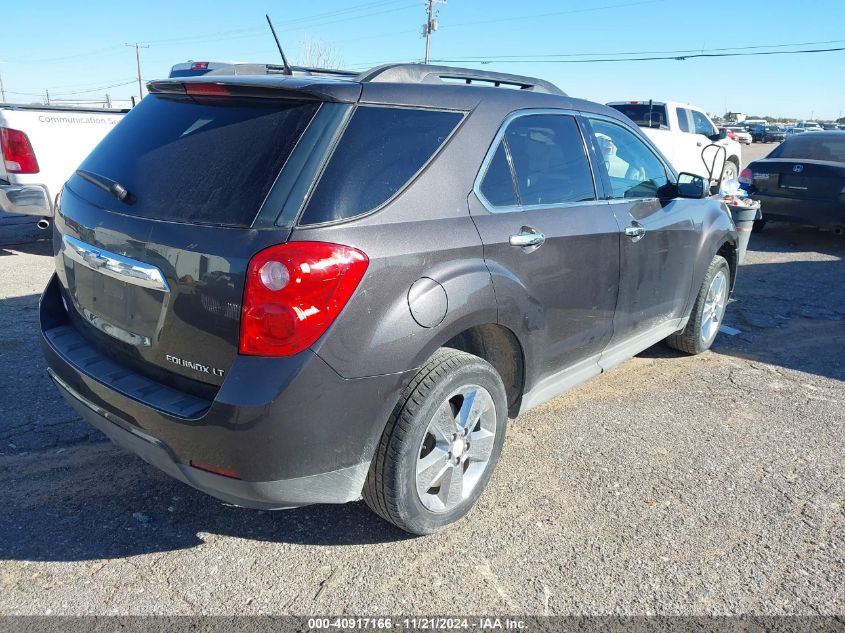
[
  {"x1": 607, "y1": 104, "x2": 669, "y2": 130},
  {"x1": 770, "y1": 135, "x2": 845, "y2": 163},
  {"x1": 299, "y1": 106, "x2": 463, "y2": 225},
  {"x1": 73, "y1": 94, "x2": 319, "y2": 227}
]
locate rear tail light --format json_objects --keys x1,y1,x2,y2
[
  {"x1": 239, "y1": 242, "x2": 368, "y2": 356},
  {"x1": 0, "y1": 127, "x2": 39, "y2": 174},
  {"x1": 727, "y1": 131, "x2": 737, "y2": 140},
  {"x1": 739, "y1": 168, "x2": 753, "y2": 186},
  {"x1": 190, "y1": 61, "x2": 210, "y2": 71}
]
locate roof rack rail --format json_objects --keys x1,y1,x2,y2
[{"x1": 356, "y1": 63, "x2": 566, "y2": 96}]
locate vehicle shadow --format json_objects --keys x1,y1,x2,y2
[
  {"x1": 639, "y1": 223, "x2": 845, "y2": 382},
  {"x1": 0, "y1": 235, "x2": 51, "y2": 257},
  {"x1": 0, "y1": 444, "x2": 412, "y2": 562}
]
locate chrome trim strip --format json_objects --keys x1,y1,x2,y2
[
  {"x1": 472, "y1": 108, "x2": 601, "y2": 215},
  {"x1": 61, "y1": 235, "x2": 170, "y2": 292}
]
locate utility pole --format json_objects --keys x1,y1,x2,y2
[
  {"x1": 125, "y1": 42, "x2": 149, "y2": 101},
  {"x1": 45, "y1": 89, "x2": 51, "y2": 106},
  {"x1": 0, "y1": 70, "x2": 6, "y2": 103},
  {"x1": 421, "y1": 0, "x2": 446, "y2": 64}
]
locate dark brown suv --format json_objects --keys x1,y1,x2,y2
[{"x1": 40, "y1": 64, "x2": 738, "y2": 535}]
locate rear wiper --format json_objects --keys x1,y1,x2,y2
[{"x1": 75, "y1": 170, "x2": 133, "y2": 203}]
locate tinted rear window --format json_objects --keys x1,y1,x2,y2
[
  {"x1": 770, "y1": 135, "x2": 845, "y2": 162},
  {"x1": 73, "y1": 94, "x2": 319, "y2": 227},
  {"x1": 608, "y1": 104, "x2": 669, "y2": 130},
  {"x1": 299, "y1": 106, "x2": 463, "y2": 225}
]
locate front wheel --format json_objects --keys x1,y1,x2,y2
[
  {"x1": 363, "y1": 349, "x2": 508, "y2": 535},
  {"x1": 666, "y1": 255, "x2": 730, "y2": 355}
]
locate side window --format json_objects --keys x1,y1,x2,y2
[
  {"x1": 300, "y1": 106, "x2": 463, "y2": 225},
  {"x1": 479, "y1": 144, "x2": 518, "y2": 207},
  {"x1": 691, "y1": 110, "x2": 716, "y2": 136},
  {"x1": 589, "y1": 119, "x2": 669, "y2": 199},
  {"x1": 676, "y1": 108, "x2": 691, "y2": 133},
  {"x1": 478, "y1": 113, "x2": 595, "y2": 209}
]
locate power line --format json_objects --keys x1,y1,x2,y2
[
  {"x1": 142, "y1": 2, "x2": 418, "y2": 48},
  {"x1": 51, "y1": 80, "x2": 137, "y2": 96},
  {"x1": 426, "y1": 39, "x2": 845, "y2": 61},
  {"x1": 442, "y1": 0, "x2": 665, "y2": 30},
  {"x1": 432, "y1": 45, "x2": 845, "y2": 64}
]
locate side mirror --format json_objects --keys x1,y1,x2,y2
[
  {"x1": 677, "y1": 172, "x2": 707, "y2": 199},
  {"x1": 707, "y1": 129, "x2": 724, "y2": 142}
]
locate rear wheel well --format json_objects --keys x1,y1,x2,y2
[
  {"x1": 442, "y1": 324, "x2": 524, "y2": 417},
  {"x1": 717, "y1": 241, "x2": 737, "y2": 286}
]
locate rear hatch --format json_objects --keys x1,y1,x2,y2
[
  {"x1": 749, "y1": 159, "x2": 845, "y2": 199},
  {"x1": 53, "y1": 82, "x2": 355, "y2": 395}
]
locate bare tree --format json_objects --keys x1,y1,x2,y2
[{"x1": 298, "y1": 37, "x2": 344, "y2": 69}]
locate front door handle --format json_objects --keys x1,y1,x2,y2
[
  {"x1": 624, "y1": 224, "x2": 646, "y2": 242},
  {"x1": 509, "y1": 227, "x2": 545, "y2": 250}
]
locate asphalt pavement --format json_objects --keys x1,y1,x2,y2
[{"x1": 0, "y1": 207, "x2": 843, "y2": 616}]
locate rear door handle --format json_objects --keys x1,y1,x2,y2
[
  {"x1": 509, "y1": 227, "x2": 545, "y2": 250},
  {"x1": 624, "y1": 224, "x2": 646, "y2": 241}
]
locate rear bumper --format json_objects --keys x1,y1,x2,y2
[
  {"x1": 50, "y1": 370, "x2": 369, "y2": 509},
  {"x1": 0, "y1": 183, "x2": 52, "y2": 217},
  {"x1": 40, "y1": 274, "x2": 413, "y2": 509},
  {"x1": 752, "y1": 193, "x2": 845, "y2": 228}
]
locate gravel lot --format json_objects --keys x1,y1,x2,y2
[{"x1": 0, "y1": 203, "x2": 843, "y2": 616}]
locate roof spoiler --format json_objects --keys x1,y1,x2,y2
[
  {"x1": 146, "y1": 76, "x2": 361, "y2": 103},
  {"x1": 356, "y1": 63, "x2": 566, "y2": 96}
]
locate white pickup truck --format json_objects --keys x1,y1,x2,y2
[
  {"x1": 1, "y1": 104, "x2": 126, "y2": 241},
  {"x1": 607, "y1": 100, "x2": 742, "y2": 184}
]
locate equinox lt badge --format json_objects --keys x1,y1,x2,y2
[{"x1": 165, "y1": 354, "x2": 225, "y2": 377}]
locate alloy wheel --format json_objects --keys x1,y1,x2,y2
[
  {"x1": 415, "y1": 385, "x2": 497, "y2": 513},
  {"x1": 700, "y1": 269, "x2": 728, "y2": 344}
]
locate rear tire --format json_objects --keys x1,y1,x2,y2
[
  {"x1": 666, "y1": 255, "x2": 730, "y2": 355},
  {"x1": 363, "y1": 349, "x2": 508, "y2": 535}
]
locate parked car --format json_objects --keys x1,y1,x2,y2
[
  {"x1": 607, "y1": 100, "x2": 742, "y2": 183},
  {"x1": 795, "y1": 120, "x2": 824, "y2": 132},
  {"x1": 0, "y1": 104, "x2": 127, "y2": 238},
  {"x1": 41, "y1": 64, "x2": 738, "y2": 535},
  {"x1": 751, "y1": 124, "x2": 786, "y2": 143},
  {"x1": 726, "y1": 126, "x2": 753, "y2": 145},
  {"x1": 741, "y1": 131, "x2": 845, "y2": 233},
  {"x1": 743, "y1": 118, "x2": 767, "y2": 130}
]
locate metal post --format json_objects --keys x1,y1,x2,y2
[
  {"x1": 126, "y1": 42, "x2": 149, "y2": 101},
  {"x1": 422, "y1": 0, "x2": 445, "y2": 64},
  {"x1": 424, "y1": 0, "x2": 433, "y2": 64}
]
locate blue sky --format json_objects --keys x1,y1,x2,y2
[{"x1": 3, "y1": 0, "x2": 844, "y2": 119}]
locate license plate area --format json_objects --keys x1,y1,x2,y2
[
  {"x1": 59, "y1": 235, "x2": 170, "y2": 347},
  {"x1": 779, "y1": 174, "x2": 811, "y2": 190}
]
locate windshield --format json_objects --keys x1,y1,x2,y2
[
  {"x1": 607, "y1": 104, "x2": 669, "y2": 130},
  {"x1": 72, "y1": 94, "x2": 319, "y2": 227},
  {"x1": 770, "y1": 135, "x2": 845, "y2": 163}
]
